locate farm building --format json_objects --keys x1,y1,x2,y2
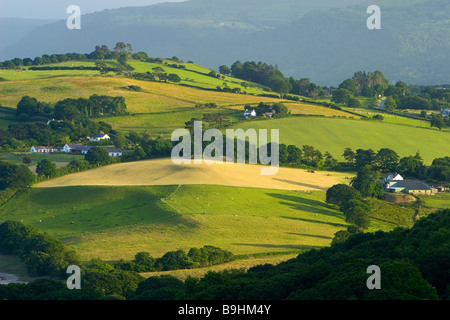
[
  {"x1": 386, "y1": 179, "x2": 433, "y2": 195},
  {"x1": 105, "y1": 148, "x2": 122, "y2": 157},
  {"x1": 244, "y1": 109, "x2": 257, "y2": 118},
  {"x1": 63, "y1": 144, "x2": 91, "y2": 154},
  {"x1": 30, "y1": 146, "x2": 57, "y2": 153},
  {"x1": 63, "y1": 144, "x2": 121, "y2": 157},
  {"x1": 385, "y1": 173, "x2": 403, "y2": 182},
  {"x1": 264, "y1": 112, "x2": 274, "y2": 119},
  {"x1": 89, "y1": 133, "x2": 110, "y2": 142}
]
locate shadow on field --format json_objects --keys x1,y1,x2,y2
[
  {"x1": 271, "y1": 178, "x2": 328, "y2": 191},
  {"x1": 286, "y1": 233, "x2": 333, "y2": 240},
  {"x1": 281, "y1": 216, "x2": 347, "y2": 228},
  {"x1": 266, "y1": 193, "x2": 342, "y2": 219},
  {"x1": 232, "y1": 243, "x2": 323, "y2": 251}
]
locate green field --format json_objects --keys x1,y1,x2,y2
[
  {"x1": 232, "y1": 117, "x2": 450, "y2": 164},
  {"x1": 420, "y1": 192, "x2": 450, "y2": 210},
  {"x1": 0, "y1": 59, "x2": 270, "y2": 95},
  {"x1": 0, "y1": 184, "x2": 414, "y2": 262}
]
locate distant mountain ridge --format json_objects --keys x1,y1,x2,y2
[{"x1": 1, "y1": 0, "x2": 448, "y2": 86}]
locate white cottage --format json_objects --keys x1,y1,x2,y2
[
  {"x1": 30, "y1": 146, "x2": 57, "y2": 153},
  {"x1": 89, "y1": 133, "x2": 111, "y2": 142}
]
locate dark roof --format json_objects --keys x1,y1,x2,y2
[
  {"x1": 90, "y1": 133, "x2": 108, "y2": 138},
  {"x1": 66, "y1": 144, "x2": 92, "y2": 152},
  {"x1": 105, "y1": 148, "x2": 122, "y2": 153},
  {"x1": 67, "y1": 144, "x2": 85, "y2": 150},
  {"x1": 395, "y1": 179, "x2": 432, "y2": 191}
]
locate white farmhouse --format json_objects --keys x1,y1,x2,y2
[
  {"x1": 89, "y1": 133, "x2": 111, "y2": 142},
  {"x1": 105, "y1": 148, "x2": 122, "y2": 157},
  {"x1": 244, "y1": 109, "x2": 257, "y2": 118}
]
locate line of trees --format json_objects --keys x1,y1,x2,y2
[
  {"x1": 223, "y1": 60, "x2": 326, "y2": 97},
  {"x1": 115, "y1": 246, "x2": 233, "y2": 272},
  {"x1": 16, "y1": 94, "x2": 127, "y2": 120},
  {"x1": 343, "y1": 147, "x2": 449, "y2": 182},
  {"x1": 0, "y1": 220, "x2": 80, "y2": 277}
]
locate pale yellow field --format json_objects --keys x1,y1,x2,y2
[
  {"x1": 36, "y1": 158, "x2": 352, "y2": 191},
  {"x1": 0, "y1": 76, "x2": 285, "y2": 113}
]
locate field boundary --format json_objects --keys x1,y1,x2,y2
[{"x1": 161, "y1": 184, "x2": 183, "y2": 214}]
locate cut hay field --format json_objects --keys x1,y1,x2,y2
[
  {"x1": 0, "y1": 76, "x2": 285, "y2": 114},
  {"x1": 35, "y1": 158, "x2": 352, "y2": 190},
  {"x1": 232, "y1": 117, "x2": 450, "y2": 164}
]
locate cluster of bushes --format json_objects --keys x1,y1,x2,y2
[
  {"x1": 29, "y1": 66, "x2": 101, "y2": 71},
  {"x1": 278, "y1": 143, "x2": 339, "y2": 169},
  {"x1": 16, "y1": 94, "x2": 127, "y2": 120},
  {"x1": 326, "y1": 182, "x2": 375, "y2": 230},
  {"x1": 195, "y1": 102, "x2": 218, "y2": 109},
  {"x1": 215, "y1": 85, "x2": 242, "y2": 93},
  {"x1": 121, "y1": 85, "x2": 143, "y2": 92},
  {"x1": 0, "y1": 161, "x2": 35, "y2": 205},
  {"x1": 115, "y1": 246, "x2": 234, "y2": 272},
  {"x1": 220, "y1": 61, "x2": 328, "y2": 97},
  {"x1": 123, "y1": 136, "x2": 173, "y2": 162},
  {"x1": 228, "y1": 61, "x2": 292, "y2": 94},
  {"x1": 0, "y1": 221, "x2": 80, "y2": 277},
  {"x1": 130, "y1": 71, "x2": 181, "y2": 83}
]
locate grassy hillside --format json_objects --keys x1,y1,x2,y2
[
  {"x1": 0, "y1": 183, "x2": 411, "y2": 262},
  {"x1": 232, "y1": 117, "x2": 450, "y2": 164}
]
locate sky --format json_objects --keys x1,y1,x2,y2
[{"x1": 0, "y1": 0, "x2": 187, "y2": 19}]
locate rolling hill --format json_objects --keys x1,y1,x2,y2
[
  {"x1": 34, "y1": 158, "x2": 351, "y2": 190},
  {"x1": 1, "y1": 0, "x2": 448, "y2": 85}
]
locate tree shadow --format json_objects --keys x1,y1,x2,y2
[
  {"x1": 232, "y1": 243, "x2": 323, "y2": 251},
  {"x1": 281, "y1": 216, "x2": 347, "y2": 228},
  {"x1": 286, "y1": 233, "x2": 333, "y2": 240},
  {"x1": 271, "y1": 178, "x2": 329, "y2": 191},
  {"x1": 266, "y1": 192, "x2": 342, "y2": 219}
]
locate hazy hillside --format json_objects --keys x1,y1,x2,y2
[
  {"x1": 0, "y1": 18, "x2": 57, "y2": 52},
  {"x1": 1, "y1": 0, "x2": 448, "y2": 85}
]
